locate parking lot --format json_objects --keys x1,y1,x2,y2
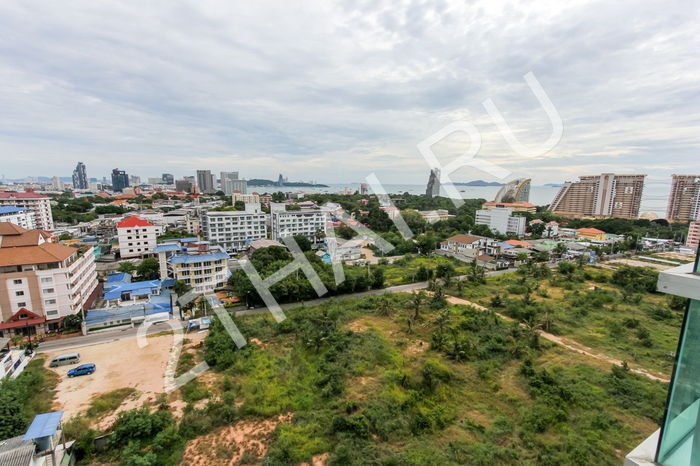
[{"x1": 41, "y1": 331, "x2": 206, "y2": 418}]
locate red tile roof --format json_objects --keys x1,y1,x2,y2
[
  {"x1": 577, "y1": 228, "x2": 605, "y2": 234},
  {"x1": 505, "y1": 239, "x2": 533, "y2": 248},
  {"x1": 446, "y1": 234, "x2": 481, "y2": 244},
  {"x1": 117, "y1": 216, "x2": 154, "y2": 228},
  {"x1": 0, "y1": 191, "x2": 48, "y2": 199}
]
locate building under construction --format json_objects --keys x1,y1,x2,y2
[
  {"x1": 666, "y1": 174, "x2": 700, "y2": 222},
  {"x1": 493, "y1": 178, "x2": 531, "y2": 203}
]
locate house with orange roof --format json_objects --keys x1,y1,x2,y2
[
  {"x1": 576, "y1": 227, "x2": 607, "y2": 241},
  {"x1": 0, "y1": 223, "x2": 98, "y2": 336}
]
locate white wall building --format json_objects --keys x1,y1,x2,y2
[
  {"x1": 271, "y1": 204, "x2": 328, "y2": 243},
  {"x1": 155, "y1": 242, "x2": 230, "y2": 293},
  {"x1": 0, "y1": 191, "x2": 54, "y2": 230},
  {"x1": 475, "y1": 207, "x2": 526, "y2": 236},
  {"x1": 117, "y1": 216, "x2": 158, "y2": 258},
  {"x1": 0, "y1": 207, "x2": 36, "y2": 230},
  {"x1": 202, "y1": 203, "x2": 268, "y2": 252},
  {"x1": 0, "y1": 223, "x2": 98, "y2": 335}
]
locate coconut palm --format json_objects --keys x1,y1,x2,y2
[
  {"x1": 554, "y1": 242, "x2": 568, "y2": 258},
  {"x1": 411, "y1": 290, "x2": 427, "y2": 321}
]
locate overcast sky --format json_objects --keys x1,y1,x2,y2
[{"x1": 1, "y1": 0, "x2": 699, "y2": 185}]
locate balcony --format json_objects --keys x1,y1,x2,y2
[{"x1": 626, "y1": 253, "x2": 700, "y2": 466}]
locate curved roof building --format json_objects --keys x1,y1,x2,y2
[{"x1": 494, "y1": 178, "x2": 531, "y2": 203}]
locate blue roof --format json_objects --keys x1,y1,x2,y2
[
  {"x1": 153, "y1": 243, "x2": 182, "y2": 253},
  {"x1": 170, "y1": 251, "x2": 230, "y2": 264},
  {"x1": 161, "y1": 278, "x2": 175, "y2": 288},
  {"x1": 178, "y1": 238, "x2": 199, "y2": 243},
  {"x1": 0, "y1": 206, "x2": 28, "y2": 214},
  {"x1": 23, "y1": 411, "x2": 64, "y2": 440},
  {"x1": 104, "y1": 280, "x2": 160, "y2": 300},
  {"x1": 131, "y1": 288, "x2": 155, "y2": 296},
  {"x1": 498, "y1": 242, "x2": 515, "y2": 249},
  {"x1": 106, "y1": 272, "x2": 131, "y2": 284}
]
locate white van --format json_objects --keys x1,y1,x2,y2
[{"x1": 49, "y1": 352, "x2": 81, "y2": 367}]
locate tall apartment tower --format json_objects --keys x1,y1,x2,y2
[
  {"x1": 72, "y1": 162, "x2": 89, "y2": 189},
  {"x1": 425, "y1": 168, "x2": 441, "y2": 198},
  {"x1": 196, "y1": 170, "x2": 215, "y2": 194},
  {"x1": 162, "y1": 173, "x2": 174, "y2": 184},
  {"x1": 111, "y1": 168, "x2": 130, "y2": 193},
  {"x1": 666, "y1": 174, "x2": 700, "y2": 222},
  {"x1": 549, "y1": 173, "x2": 646, "y2": 219}
]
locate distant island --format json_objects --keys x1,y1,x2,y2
[
  {"x1": 452, "y1": 180, "x2": 505, "y2": 187},
  {"x1": 543, "y1": 183, "x2": 563, "y2": 187},
  {"x1": 247, "y1": 179, "x2": 329, "y2": 188}
]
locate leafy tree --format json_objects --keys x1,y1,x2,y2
[
  {"x1": 172, "y1": 280, "x2": 191, "y2": 297},
  {"x1": 136, "y1": 258, "x2": 160, "y2": 281},
  {"x1": 416, "y1": 235, "x2": 438, "y2": 255},
  {"x1": 292, "y1": 235, "x2": 312, "y2": 252},
  {"x1": 0, "y1": 390, "x2": 28, "y2": 440},
  {"x1": 118, "y1": 261, "x2": 137, "y2": 274},
  {"x1": 63, "y1": 312, "x2": 83, "y2": 331},
  {"x1": 337, "y1": 225, "x2": 356, "y2": 240},
  {"x1": 435, "y1": 263, "x2": 455, "y2": 282},
  {"x1": 371, "y1": 267, "x2": 385, "y2": 289},
  {"x1": 400, "y1": 209, "x2": 427, "y2": 234},
  {"x1": 58, "y1": 233, "x2": 72, "y2": 241},
  {"x1": 557, "y1": 261, "x2": 576, "y2": 275}
]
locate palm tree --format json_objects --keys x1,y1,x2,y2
[
  {"x1": 467, "y1": 259, "x2": 486, "y2": 284},
  {"x1": 431, "y1": 332, "x2": 449, "y2": 351},
  {"x1": 576, "y1": 254, "x2": 587, "y2": 269},
  {"x1": 197, "y1": 296, "x2": 211, "y2": 317},
  {"x1": 307, "y1": 330, "x2": 329, "y2": 352},
  {"x1": 377, "y1": 296, "x2": 394, "y2": 317},
  {"x1": 430, "y1": 309, "x2": 452, "y2": 335},
  {"x1": 172, "y1": 280, "x2": 190, "y2": 297},
  {"x1": 411, "y1": 290, "x2": 426, "y2": 321},
  {"x1": 508, "y1": 335, "x2": 524, "y2": 359},
  {"x1": 540, "y1": 311, "x2": 554, "y2": 333},
  {"x1": 554, "y1": 242, "x2": 568, "y2": 258},
  {"x1": 314, "y1": 228, "x2": 325, "y2": 245}
]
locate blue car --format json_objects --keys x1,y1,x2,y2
[{"x1": 67, "y1": 363, "x2": 96, "y2": 378}]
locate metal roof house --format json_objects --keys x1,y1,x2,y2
[{"x1": 0, "y1": 411, "x2": 73, "y2": 466}]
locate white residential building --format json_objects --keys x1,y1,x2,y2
[
  {"x1": 154, "y1": 242, "x2": 230, "y2": 293},
  {"x1": 475, "y1": 207, "x2": 526, "y2": 236},
  {"x1": 0, "y1": 191, "x2": 54, "y2": 230},
  {"x1": 0, "y1": 223, "x2": 98, "y2": 336},
  {"x1": 271, "y1": 205, "x2": 328, "y2": 243},
  {"x1": 419, "y1": 209, "x2": 449, "y2": 224},
  {"x1": 202, "y1": 203, "x2": 268, "y2": 252},
  {"x1": 0, "y1": 207, "x2": 36, "y2": 230},
  {"x1": 117, "y1": 216, "x2": 158, "y2": 258}
]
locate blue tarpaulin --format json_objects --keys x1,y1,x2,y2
[{"x1": 23, "y1": 411, "x2": 64, "y2": 440}]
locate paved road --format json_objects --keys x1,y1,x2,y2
[
  {"x1": 36, "y1": 320, "x2": 182, "y2": 353},
  {"x1": 35, "y1": 264, "x2": 531, "y2": 352}
]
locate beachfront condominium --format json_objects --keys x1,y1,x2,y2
[
  {"x1": 667, "y1": 174, "x2": 700, "y2": 222},
  {"x1": 494, "y1": 178, "x2": 531, "y2": 202},
  {"x1": 549, "y1": 173, "x2": 646, "y2": 219}
]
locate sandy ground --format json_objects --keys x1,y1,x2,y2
[
  {"x1": 607, "y1": 258, "x2": 674, "y2": 270},
  {"x1": 41, "y1": 330, "x2": 207, "y2": 418}
]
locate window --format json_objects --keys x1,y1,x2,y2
[
  {"x1": 44, "y1": 288, "x2": 55, "y2": 294},
  {"x1": 15, "y1": 291, "x2": 24, "y2": 296},
  {"x1": 45, "y1": 299, "x2": 57, "y2": 305},
  {"x1": 46, "y1": 310, "x2": 59, "y2": 316},
  {"x1": 41, "y1": 277, "x2": 53, "y2": 283},
  {"x1": 13, "y1": 279, "x2": 22, "y2": 285},
  {"x1": 17, "y1": 302, "x2": 26, "y2": 308}
]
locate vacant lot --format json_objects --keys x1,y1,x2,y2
[{"x1": 41, "y1": 331, "x2": 207, "y2": 417}]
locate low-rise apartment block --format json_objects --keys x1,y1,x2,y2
[
  {"x1": 475, "y1": 207, "x2": 526, "y2": 236},
  {"x1": 0, "y1": 206, "x2": 35, "y2": 229},
  {"x1": 117, "y1": 216, "x2": 158, "y2": 258},
  {"x1": 154, "y1": 241, "x2": 230, "y2": 293},
  {"x1": 202, "y1": 203, "x2": 268, "y2": 253},
  {"x1": 687, "y1": 222, "x2": 700, "y2": 249},
  {"x1": 270, "y1": 204, "x2": 328, "y2": 243},
  {"x1": 419, "y1": 209, "x2": 449, "y2": 224},
  {"x1": 0, "y1": 223, "x2": 98, "y2": 336},
  {"x1": 233, "y1": 192, "x2": 260, "y2": 204},
  {"x1": 0, "y1": 191, "x2": 54, "y2": 230}
]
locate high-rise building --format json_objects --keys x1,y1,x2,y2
[
  {"x1": 72, "y1": 162, "x2": 88, "y2": 190},
  {"x1": 666, "y1": 174, "x2": 700, "y2": 222},
  {"x1": 687, "y1": 222, "x2": 700, "y2": 249},
  {"x1": 162, "y1": 173, "x2": 174, "y2": 184},
  {"x1": 220, "y1": 172, "x2": 239, "y2": 195},
  {"x1": 494, "y1": 178, "x2": 531, "y2": 203},
  {"x1": 175, "y1": 179, "x2": 193, "y2": 193},
  {"x1": 111, "y1": 168, "x2": 130, "y2": 193},
  {"x1": 549, "y1": 173, "x2": 646, "y2": 219},
  {"x1": 223, "y1": 179, "x2": 248, "y2": 195},
  {"x1": 196, "y1": 170, "x2": 215, "y2": 194},
  {"x1": 51, "y1": 176, "x2": 65, "y2": 191},
  {"x1": 426, "y1": 168, "x2": 440, "y2": 198},
  {"x1": 129, "y1": 175, "x2": 141, "y2": 186},
  {"x1": 0, "y1": 191, "x2": 54, "y2": 230}
]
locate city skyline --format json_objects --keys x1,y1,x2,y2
[{"x1": 1, "y1": 1, "x2": 699, "y2": 184}]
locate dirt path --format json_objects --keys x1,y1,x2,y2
[{"x1": 446, "y1": 296, "x2": 670, "y2": 383}]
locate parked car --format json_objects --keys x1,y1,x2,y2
[
  {"x1": 67, "y1": 363, "x2": 96, "y2": 378},
  {"x1": 49, "y1": 352, "x2": 81, "y2": 367}
]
